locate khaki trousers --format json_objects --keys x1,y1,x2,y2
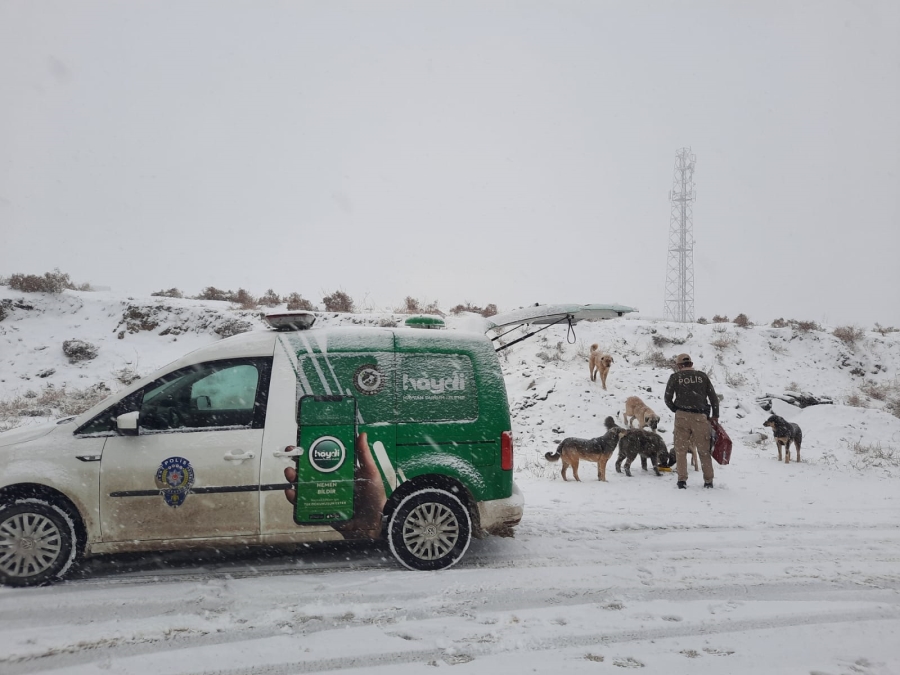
[{"x1": 674, "y1": 411, "x2": 714, "y2": 483}]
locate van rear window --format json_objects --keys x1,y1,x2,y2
[{"x1": 398, "y1": 354, "x2": 477, "y2": 422}]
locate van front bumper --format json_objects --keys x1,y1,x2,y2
[{"x1": 475, "y1": 481, "x2": 524, "y2": 538}]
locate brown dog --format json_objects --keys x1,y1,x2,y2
[
  {"x1": 621, "y1": 396, "x2": 660, "y2": 431},
  {"x1": 545, "y1": 416, "x2": 621, "y2": 481},
  {"x1": 589, "y1": 344, "x2": 613, "y2": 390}
]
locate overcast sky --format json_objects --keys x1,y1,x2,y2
[{"x1": 1, "y1": 0, "x2": 898, "y2": 327}]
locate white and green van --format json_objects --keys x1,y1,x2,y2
[{"x1": 0, "y1": 303, "x2": 633, "y2": 584}]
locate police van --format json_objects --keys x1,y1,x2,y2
[{"x1": 0, "y1": 303, "x2": 633, "y2": 585}]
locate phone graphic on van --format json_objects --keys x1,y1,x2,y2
[{"x1": 294, "y1": 395, "x2": 357, "y2": 525}]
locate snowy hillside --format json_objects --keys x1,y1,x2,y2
[
  {"x1": 2, "y1": 287, "x2": 900, "y2": 675},
  {"x1": 497, "y1": 316, "x2": 900, "y2": 478},
  {"x1": 4, "y1": 286, "x2": 898, "y2": 465}
]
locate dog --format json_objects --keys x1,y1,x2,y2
[
  {"x1": 657, "y1": 446, "x2": 676, "y2": 472},
  {"x1": 545, "y1": 416, "x2": 621, "y2": 482},
  {"x1": 615, "y1": 428, "x2": 665, "y2": 477},
  {"x1": 763, "y1": 414, "x2": 803, "y2": 463},
  {"x1": 621, "y1": 395, "x2": 660, "y2": 431},
  {"x1": 589, "y1": 344, "x2": 613, "y2": 390},
  {"x1": 657, "y1": 445, "x2": 699, "y2": 472}
]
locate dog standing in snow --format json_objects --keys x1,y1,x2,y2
[
  {"x1": 763, "y1": 414, "x2": 803, "y2": 463},
  {"x1": 588, "y1": 344, "x2": 613, "y2": 390}
]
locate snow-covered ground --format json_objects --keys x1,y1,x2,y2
[{"x1": 2, "y1": 288, "x2": 900, "y2": 674}]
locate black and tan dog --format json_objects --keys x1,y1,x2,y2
[
  {"x1": 615, "y1": 428, "x2": 666, "y2": 477},
  {"x1": 763, "y1": 414, "x2": 803, "y2": 463},
  {"x1": 545, "y1": 416, "x2": 621, "y2": 482}
]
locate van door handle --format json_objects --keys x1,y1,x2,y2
[
  {"x1": 272, "y1": 445, "x2": 304, "y2": 458},
  {"x1": 224, "y1": 450, "x2": 256, "y2": 461}
]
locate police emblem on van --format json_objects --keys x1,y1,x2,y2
[
  {"x1": 308, "y1": 437, "x2": 346, "y2": 473},
  {"x1": 155, "y1": 457, "x2": 195, "y2": 508},
  {"x1": 353, "y1": 364, "x2": 385, "y2": 395}
]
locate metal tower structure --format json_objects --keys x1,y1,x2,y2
[{"x1": 664, "y1": 147, "x2": 696, "y2": 323}]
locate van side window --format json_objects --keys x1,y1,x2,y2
[
  {"x1": 398, "y1": 354, "x2": 477, "y2": 422},
  {"x1": 139, "y1": 358, "x2": 271, "y2": 432}
]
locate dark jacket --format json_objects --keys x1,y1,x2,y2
[{"x1": 664, "y1": 367, "x2": 719, "y2": 418}]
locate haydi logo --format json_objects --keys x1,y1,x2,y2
[
  {"x1": 402, "y1": 373, "x2": 466, "y2": 395},
  {"x1": 309, "y1": 437, "x2": 346, "y2": 473}
]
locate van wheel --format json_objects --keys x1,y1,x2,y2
[
  {"x1": 387, "y1": 488, "x2": 471, "y2": 571},
  {"x1": 0, "y1": 499, "x2": 79, "y2": 587}
]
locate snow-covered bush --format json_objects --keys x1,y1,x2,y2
[{"x1": 62, "y1": 339, "x2": 98, "y2": 362}]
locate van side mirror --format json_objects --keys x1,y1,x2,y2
[{"x1": 116, "y1": 411, "x2": 140, "y2": 436}]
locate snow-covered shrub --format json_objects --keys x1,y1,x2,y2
[
  {"x1": 860, "y1": 380, "x2": 891, "y2": 401},
  {"x1": 724, "y1": 369, "x2": 748, "y2": 388},
  {"x1": 792, "y1": 319, "x2": 821, "y2": 332},
  {"x1": 230, "y1": 288, "x2": 257, "y2": 310},
  {"x1": 9, "y1": 268, "x2": 73, "y2": 293},
  {"x1": 0, "y1": 383, "x2": 111, "y2": 430},
  {"x1": 652, "y1": 333, "x2": 689, "y2": 347},
  {"x1": 710, "y1": 327, "x2": 738, "y2": 351},
  {"x1": 640, "y1": 349, "x2": 674, "y2": 370},
  {"x1": 214, "y1": 318, "x2": 254, "y2": 338},
  {"x1": 848, "y1": 440, "x2": 900, "y2": 470},
  {"x1": 768, "y1": 341, "x2": 788, "y2": 355},
  {"x1": 258, "y1": 289, "x2": 282, "y2": 307},
  {"x1": 286, "y1": 293, "x2": 316, "y2": 311},
  {"x1": 886, "y1": 397, "x2": 900, "y2": 419},
  {"x1": 322, "y1": 290, "x2": 355, "y2": 313},
  {"x1": 833, "y1": 325, "x2": 865, "y2": 346},
  {"x1": 845, "y1": 393, "x2": 867, "y2": 408},
  {"x1": 396, "y1": 296, "x2": 443, "y2": 315},
  {"x1": 195, "y1": 286, "x2": 231, "y2": 301},
  {"x1": 873, "y1": 323, "x2": 899, "y2": 336},
  {"x1": 450, "y1": 302, "x2": 497, "y2": 317},
  {"x1": 62, "y1": 339, "x2": 98, "y2": 362},
  {"x1": 151, "y1": 288, "x2": 183, "y2": 298}
]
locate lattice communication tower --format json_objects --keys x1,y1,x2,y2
[{"x1": 664, "y1": 148, "x2": 696, "y2": 323}]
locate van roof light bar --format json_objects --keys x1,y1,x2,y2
[
  {"x1": 404, "y1": 315, "x2": 446, "y2": 329},
  {"x1": 263, "y1": 311, "x2": 317, "y2": 331}
]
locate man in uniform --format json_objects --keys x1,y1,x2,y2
[{"x1": 664, "y1": 353, "x2": 719, "y2": 489}]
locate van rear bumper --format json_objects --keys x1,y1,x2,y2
[{"x1": 475, "y1": 481, "x2": 524, "y2": 538}]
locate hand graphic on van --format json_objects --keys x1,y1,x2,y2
[{"x1": 283, "y1": 432, "x2": 387, "y2": 540}]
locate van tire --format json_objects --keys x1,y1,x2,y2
[
  {"x1": 387, "y1": 488, "x2": 472, "y2": 571},
  {"x1": 0, "y1": 499, "x2": 79, "y2": 587}
]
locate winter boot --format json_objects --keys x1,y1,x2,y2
[
  {"x1": 677, "y1": 481, "x2": 686, "y2": 489},
  {"x1": 704, "y1": 481, "x2": 714, "y2": 489}
]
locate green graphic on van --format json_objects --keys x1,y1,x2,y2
[
  {"x1": 308, "y1": 436, "x2": 346, "y2": 473},
  {"x1": 294, "y1": 396, "x2": 357, "y2": 524}
]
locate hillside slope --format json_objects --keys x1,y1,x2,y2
[{"x1": 2, "y1": 287, "x2": 899, "y2": 471}]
